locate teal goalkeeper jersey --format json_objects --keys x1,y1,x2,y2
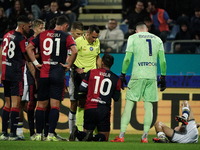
[{"x1": 126, "y1": 32, "x2": 165, "y2": 80}]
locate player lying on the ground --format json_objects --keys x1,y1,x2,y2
[{"x1": 153, "y1": 100, "x2": 199, "y2": 143}]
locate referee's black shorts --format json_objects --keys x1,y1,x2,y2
[
  {"x1": 74, "y1": 71, "x2": 87, "y2": 99},
  {"x1": 84, "y1": 108, "x2": 110, "y2": 132}
]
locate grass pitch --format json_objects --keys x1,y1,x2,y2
[{"x1": 0, "y1": 133, "x2": 199, "y2": 150}]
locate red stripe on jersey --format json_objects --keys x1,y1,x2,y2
[
  {"x1": 40, "y1": 30, "x2": 55, "y2": 78},
  {"x1": 19, "y1": 81, "x2": 23, "y2": 96},
  {"x1": 11, "y1": 107, "x2": 19, "y2": 112},
  {"x1": 19, "y1": 38, "x2": 26, "y2": 53},
  {"x1": 83, "y1": 79, "x2": 88, "y2": 83},
  {"x1": 66, "y1": 35, "x2": 76, "y2": 49},
  {"x1": 85, "y1": 69, "x2": 107, "y2": 110},
  {"x1": 116, "y1": 78, "x2": 121, "y2": 91},
  {"x1": 1, "y1": 30, "x2": 14, "y2": 80},
  {"x1": 28, "y1": 36, "x2": 38, "y2": 54}
]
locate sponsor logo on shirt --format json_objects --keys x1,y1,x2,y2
[{"x1": 138, "y1": 62, "x2": 157, "y2": 66}]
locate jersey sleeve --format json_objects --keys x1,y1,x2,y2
[
  {"x1": 126, "y1": 36, "x2": 134, "y2": 53},
  {"x1": 75, "y1": 37, "x2": 81, "y2": 51},
  {"x1": 66, "y1": 35, "x2": 76, "y2": 50},
  {"x1": 112, "y1": 78, "x2": 121, "y2": 101},
  {"x1": 19, "y1": 39, "x2": 27, "y2": 53},
  {"x1": 30, "y1": 34, "x2": 40, "y2": 48}
]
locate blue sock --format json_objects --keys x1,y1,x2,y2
[
  {"x1": 1, "y1": 106, "x2": 10, "y2": 135},
  {"x1": 44, "y1": 109, "x2": 50, "y2": 137},
  {"x1": 48, "y1": 107, "x2": 59, "y2": 133},
  {"x1": 35, "y1": 107, "x2": 45, "y2": 133},
  {"x1": 93, "y1": 133, "x2": 106, "y2": 141},
  {"x1": 27, "y1": 110, "x2": 35, "y2": 136},
  {"x1": 10, "y1": 107, "x2": 19, "y2": 137}
]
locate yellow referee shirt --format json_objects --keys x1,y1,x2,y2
[{"x1": 74, "y1": 34, "x2": 100, "y2": 73}]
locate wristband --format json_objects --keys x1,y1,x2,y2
[{"x1": 33, "y1": 60, "x2": 39, "y2": 66}]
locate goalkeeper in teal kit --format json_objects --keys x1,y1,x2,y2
[{"x1": 111, "y1": 22, "x2": 167, "y2": 143}]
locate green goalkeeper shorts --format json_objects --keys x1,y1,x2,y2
[{"x1": 125, "y1": 79, "x2": 158, "y2": 102}]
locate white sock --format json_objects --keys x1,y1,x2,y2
[
  {"x1": 142, "y1": 132, "x2": 148, "y2": 139},
  {"x1": 69, "y1": 111, "x2": 76, "y2": 133},
  {"x1": 182, "y1": 107, "x2": 190, "y2": 120},
  {"x1": 17, "y1": 122, "x2": 23, "y2": 136},
  {"x1": 119, "y1": 132, "x2": 125, "y2": 138},
  {"x1": 157, "y1": 132, "x2": 166, "y2": 139}
]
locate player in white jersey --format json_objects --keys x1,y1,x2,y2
[
  {"x1": 153, "y1": 100, "x2": 199, "y2": 143},
  {"x1": 111, "y1": 22, "x2": 167, "y2": 143}
]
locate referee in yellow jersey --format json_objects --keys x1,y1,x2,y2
[{"x1": 70, "y1": 25, "x2": 101, "y2": 133}]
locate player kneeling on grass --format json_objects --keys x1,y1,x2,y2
[
  {"x1": 69, "y1": 54, "x2": 121, "y2": 141},
  {"x1": 153, "y1": 100, "x2": 199, "y2": 143}
]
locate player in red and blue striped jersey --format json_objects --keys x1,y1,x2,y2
[
  {"x1": 26, "y1": 15, "x2": 77, "y2": 141},
  {"x1": 69, "y1": 54, "x2": 121, "y2": 142},
  {"x1": 0, "y1": 15, "x2": 31, "y2": 140}
]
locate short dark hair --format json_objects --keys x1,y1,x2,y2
[
  {"x1": 147, "y1": 0, "x2": 156, "y2": 7},
  {"x1": 72, "y1": 21, "x2": 84, "y2": 31},
  {"x1": 136, "y1": 21, "x2": 146, "y2": 27},
  {"x1": 48, "y1": 17, "x2": 58, "y2": 29},
  {"x1": 56, "y1": 15, "x2": 69, "y2": 26},
  {"x1": 17, "y1": 15, "x2": 30, "y2": 23},
  {"x1": 88, "y1": 24, "x2": 100, "y2": 34},
  {"x1": 109, "y1": 19, "x2": 117, "y2": 23},
  {"x1": 102, "y1": 54, "x2": 114, "y2": 68}
]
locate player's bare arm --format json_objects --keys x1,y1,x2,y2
[
  {"x1": 96, "y1": 54, "x2": 101, "y2": 68},
  {"x1": 26, "y1": 43, "x2": 42, "y2": 70}
]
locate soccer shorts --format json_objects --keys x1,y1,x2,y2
[
  {"x1": 74, "y1": 72, "x2": 87, "y2": 99},
  {"x1": 21, "y1": 85, "x2": 29, "y2": 101},
  {"x1": 84, "y1": 108, "x2": 110, "y2": 132},
  {"x1": 170, "y1": 120, "x2": 199, "y2": 143},
  {"x1": 69, "y1": 70, "x2": 75, "y2": 101},
  {"x1": 126, "y1": 79, "x2": 158, "y2": 102},
  {"x1": 3, "y1": 80, "x2": 23, "y2": 97},
  {"x1": 37, "y1": 77, "x2": 65, "y2": 101}
]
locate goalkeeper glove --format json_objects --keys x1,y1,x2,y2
[
  {"x1": 157, "y1": 75, "x2": 166, "y2": 91},
  {"x1": 121, "y1": 72, "x2": 127, "y2": 90}
]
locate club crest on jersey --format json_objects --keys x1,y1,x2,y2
[{"x1": 90, "y1": 47, "x2": 93, "y2": 51}]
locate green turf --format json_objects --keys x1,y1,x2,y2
[{"x1": 0, "y1": 133, "x2": 199, "y2": 150}]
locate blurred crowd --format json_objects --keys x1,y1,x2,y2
[{"x1": 0, "y1": 0, "x2": 200, "y2": 53}]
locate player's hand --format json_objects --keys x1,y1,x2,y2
[
  {"x1": 76, "y1": 68, "x2": 84, "y2": 74},
  {"x1": 157, "y1": 75, "x2": 166, "y2": 91},
  {"x1": 60, "y1": 63, "x2": 70, "y2": 72},
  {"x1": 121, "y1": 72, "x2": 127, "y2": 90},
  {"x1": 35, "y1": 64, "x2": 42, "y2": 71}
]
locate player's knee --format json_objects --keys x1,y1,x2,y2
[
  {"x1": 154, "y1": 121, "x2": 162, "y2": 127},
  {"x1": 70, "y1": 101, "x2": 77, "y2": 111},
  {"x1": 181, "y1": 100, "x2": 189, "y2": 107}
]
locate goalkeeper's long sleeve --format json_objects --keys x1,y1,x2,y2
[
  {"x1": 158, "y1": 50, "x2": 166, "y2": 76},
  {"x1": 121, "y1": 52, "x2": 132, "y2": 74}
]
